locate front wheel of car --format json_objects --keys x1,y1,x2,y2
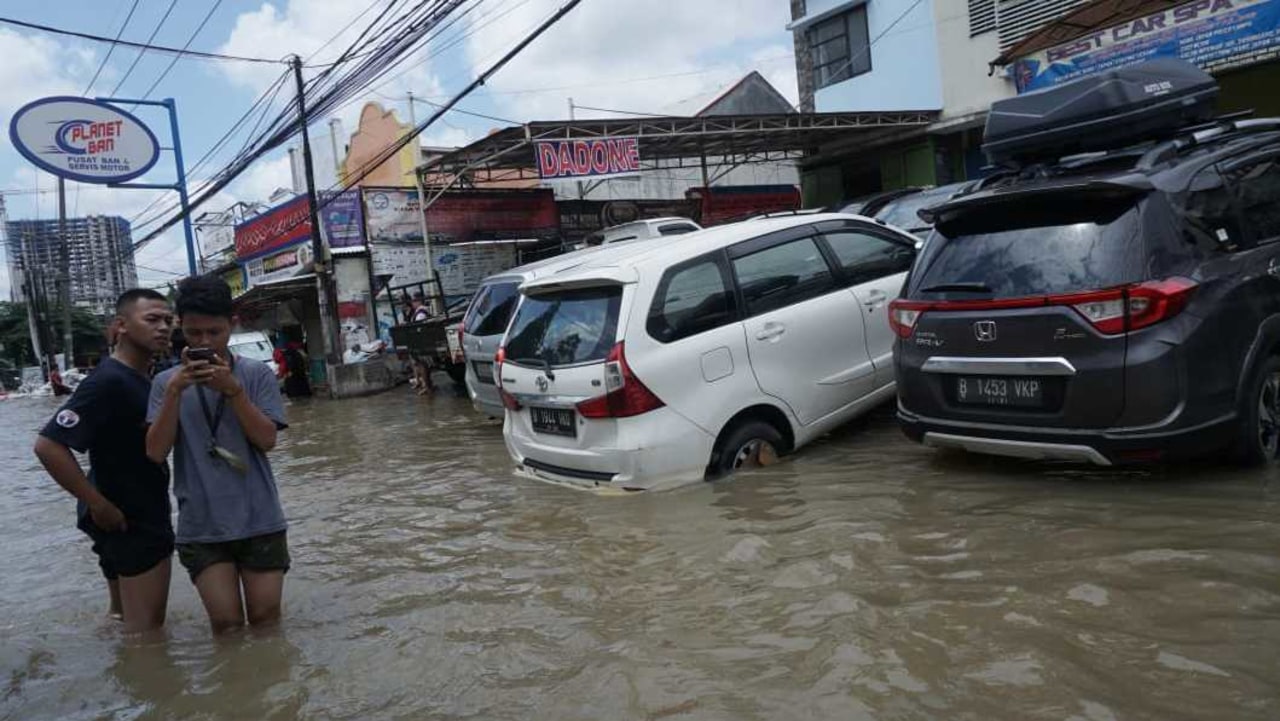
[
  {"x1": 1234, "y1": 355, "x2": 1280, "y2": 466},
  {"x1": 711, "y1": 420, "x2": 783, "y2": 478}
]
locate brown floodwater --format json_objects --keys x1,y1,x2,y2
[{"x1": 2, "y1": 388, "x2": 1278, "y2": 720}]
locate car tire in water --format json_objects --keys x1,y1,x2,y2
[
  {"x1": 1233, "y1": 355, "x2": 1280, "y2": 466},
  {"x1": 445, "y1": 362, "x2": 467, "y2": 386},
  {"x1": 711, "y1": 420, "x2": 783, "y2": 478}
]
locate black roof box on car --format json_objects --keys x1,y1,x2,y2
[{"x1": 983, "y1": 58, "x2": 1218, "y2": 167}]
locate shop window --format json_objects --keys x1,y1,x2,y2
[{"x1": 809, "y1": 6, "x2": 871, "y2": 90}]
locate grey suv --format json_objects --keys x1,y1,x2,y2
[{"x1": 892, "y1": 61, "x2": 1280, "y2": 466}]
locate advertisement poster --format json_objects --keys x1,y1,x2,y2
[
  {"x1": 235, "y1": 196, "x2": 311, "y2": 260},
  {"x1": 687, "y1": 185, "x2": 800, "y2": 225},
  {"x1": 222, "y1": 267, "x2": 246, "y2": 299},
  {"x1": 1014, "y1": 0, "x2": 1280, "y2": 93},
  {"x1": 363, "y1": 188, "x2": 422, "y2": 244},
  {"x1": 319, "y1": 190, "x2": 364, "y2": 249},
  {"x1": 432, "y1": 244, "x2": 518, "y2": 297},
  {"x1": 244, "y1": 242, "x2": 312, "y2": 286},
  {"x1": 536, "y1": 137, "x2": 641, "y2": 181}
]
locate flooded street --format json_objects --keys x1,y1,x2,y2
[{"x1": 3, "y1": 389, "x2": 1279, "y2": 720}]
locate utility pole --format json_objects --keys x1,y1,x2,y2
[
  {"x1": 57, "y1": 177, "x2": 72, "y2": 368},
  {"x1": 20, "y1": 266, "x2": 43, "y2": 374},
  {"x1": 407, "y1": 90, "x2": 439, "y2": 315},
  {"x1": 291, "y1": 55, "x2": 341, "y2": 378}
]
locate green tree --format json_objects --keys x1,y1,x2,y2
[{"x1": 0, "y1": 302, "x2": 111, "y2": 367}]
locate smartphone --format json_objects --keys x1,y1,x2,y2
[{"x1": 186, "y1": 347, "x2": 217, "y2": 362}]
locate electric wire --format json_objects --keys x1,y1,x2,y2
[
  {"x1": 109, "y1": 0, "x2": 179, "y2": 96},
  {"x1": 82, "y1": 0, "x2": 139, "y2": 95}
]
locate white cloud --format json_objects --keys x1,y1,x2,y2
[
  {"x1": 0, "y1": 28, "x2": 97, "y2": 119},
  {"x1": 462, "y1": 0, "x2": 796, "y2": 120}
]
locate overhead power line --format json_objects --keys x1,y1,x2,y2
[
  {"x1": 110, "y1": 0, "x2": 179, "y2": 96},
  {"x1": 83, "y1": 0, "x2": 140, "y2": 95},
  {"x1": 136, "y1": 0, "x2": 224, "y2": 103},
  {"x1": 0, "y1": 16, "x2": 285, "y2": 64}
]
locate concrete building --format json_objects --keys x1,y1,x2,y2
[
  {"x1": 787, "y1": 0, "x2": 1089, "y2": 204},
  {"x1": 4, "y1": 215, "x2": 137, "y2": 315}
]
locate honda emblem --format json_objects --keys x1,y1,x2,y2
[{"x1": 974, "y1": 321, "x2": 997, "y2": 342}]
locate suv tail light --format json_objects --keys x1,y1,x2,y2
[
  {"x1": 494, "y1": 347, "x2": 521, "y2": 410},
  {"x1": 889, "y1": 300, "x2": 928, "y2": 338},
  {"x1": 454, "y1": 324, "x2": 466, "y2": 363},
  {"x1": 892, "y1": 277, "x2": 1197, "y2": 337},
  {"x1": 575, "y1": 342, "x2": 665, "y2": 418}
]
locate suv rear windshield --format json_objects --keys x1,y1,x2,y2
[
  {"x1": 917, "y1": 195, "x2": 1146, "y2": 298},
  {"x1": 505, "y1": 286, "x2": 622, "y2": 366},
  {"x1": 463, "y1": 281, "x2": 520, "y2": 337}
]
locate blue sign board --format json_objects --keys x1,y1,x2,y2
[{"x1": 1014, "y1": 0, "x2": 1280, "y2": 93}]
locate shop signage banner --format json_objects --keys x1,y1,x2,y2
[
  {"x1": 8, "y1": 96, "x2": 160, "y2": 184},
  {"x1": 535, "y1": 137, "x2": 641, "y2": 182},
  {"x1": 687, "y1": 185, "x2": 800, "y2": 225},
  {"x1": 244, "y1": 242, "x2": 312, "y2": 286},
  {"x1": 318, "y1": 190, "x2": 364, "y2": 249},
  {"x1": 363, "y1": 188, "x2": 422, "y2": 244},
  {"x1": 1014, "y1": 0, "x2": 1280, "y2": 93},
  {"x1": 235, "y1": 196, "x2": 311, "y2": 260},
  {"x1": 433, "y1": 244, "x2": 518, "y2": 297},
  {"x1": 427, "y1": 190, "x2": 559, "y2": 243}
]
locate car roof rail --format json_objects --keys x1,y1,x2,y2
[{"x1": 1137, "y1": 116, "x2": 1280, "y2": 170}]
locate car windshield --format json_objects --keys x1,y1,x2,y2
[
  {"x1": 916, "y1": 195, "x2": 1146, "y2": 299},
  {"x1": 876, "y1": 187, "x2": 960, "y2": 233},
  {"x1": 231, "y1": 338, "x2": 274, "y2": 362},
  {"x1": 464, "y1": 281, "x2": 521, "y2": 337},
  {"x1": 505, "y1": 286, "x2": 622, "y2": 367}
]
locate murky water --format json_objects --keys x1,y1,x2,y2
[{"x1": 2, "y1": 389, "x2": 1279, "y2": 720}]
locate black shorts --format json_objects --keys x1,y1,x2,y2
[
  {"x1": 177, "y1": 530, "x2": 291, "y2": 581},
  {"x1": 82, "y1": 526, "x2": 175, "y2": 581}
]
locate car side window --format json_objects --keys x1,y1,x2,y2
[
  {"x1": 731, "y1": 237, "x2": 835, "y2": 317},
  {"x1": 1224, "y1": 153, "x2": 1280, "y2": 245},
  {"x1": 821, "y1": 230, "x2": 914, "y2": 284},
  {"x1": 647, "y1": 257, "x2": 736, "y2": 343}
]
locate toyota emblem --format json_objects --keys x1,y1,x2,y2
[
  {"x1": 535, "y1": 375, "x2": 549, "y2": 392},
  {"x1": 974, "y1": 320, "x2": 997, "y2": 342}
]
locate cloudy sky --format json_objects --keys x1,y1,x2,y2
[{"x1": 0, "y1": 0, "x2": 798, "y2": 297}]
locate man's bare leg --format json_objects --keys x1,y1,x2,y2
[
  {"x1": 241, "y1": 569, "x2": 285, "y2": 629},
  {"x1": 192, "y1": 562, "x2": 245, "y2": 635},
  {"x1": 119, "y1": 558, "x2": 171, "y2": 634}
]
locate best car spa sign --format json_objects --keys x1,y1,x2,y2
[
  {"x1": 8, "y1": 96, "x2": 160, "y2": 183},
  {"x1": 536, "y1": 137, "x2": 641, "y2": 182}
]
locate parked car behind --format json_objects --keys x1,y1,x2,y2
[
  {"x1": 229, "y1": 330, "x2": 280, "y2": 378},
  {"x1": 893, "y1": 59, "x2": 1280, "y2": 466},
  {"x1": 494, "y1": 213, "x2": 920, "y2": 491},
  {"x1": 583, "y1": 217, "x2": 701, "y2": 246},
  {"x1": 872, "y1": 182, "x2": 976, "y2": 238}
]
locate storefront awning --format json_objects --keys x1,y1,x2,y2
[
  {"x1": 415, "y1": 111, "x2": 938, "y2": 188},
  {"x1": 233, "y1": 274, "x2": 316, "y2": 313},
  {"x1": 993, "y1": 0, "x2": 1184, "y2": 66}
]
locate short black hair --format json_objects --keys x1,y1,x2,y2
[
  {"x1": 115, "y1": 288, "x2": 167, "y2": 315},
  {"x1": 175, "y1": 274, "x2": 234, "y2": 319}
]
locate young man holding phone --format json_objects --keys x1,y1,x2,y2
[
  {"x1": 34, "y1": 289, "x2": 174, "y2": 632},
  {"x1": 146, "y1": 274, "x2": 290, "y2": 634}
]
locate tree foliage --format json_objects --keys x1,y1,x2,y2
[{"x1": 0, "y1": 302, "x2": 110, "y2": 367}]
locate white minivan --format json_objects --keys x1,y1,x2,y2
[{"x1": 495, "y1": 213, "x2": 918, "y2": 491}]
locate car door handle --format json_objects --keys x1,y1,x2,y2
[
  {"x1": 863, "y1": 289, "x2": 888, "y2": 309},
  {"x1": 755, "y1": 323, "x2": 786, "y2": 341}
]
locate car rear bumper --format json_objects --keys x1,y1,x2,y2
[
  {"x1": 465, "y1": 372, "x2": 503, "y2": 419},
  {"x1": 503, "y1": 408, "x2": 714, "y2": 492},
  {"x1": 897, "y1": 404, "x2": 1237, "y2": 465}
]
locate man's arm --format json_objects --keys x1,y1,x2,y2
[
  {"x1": 146, "y1": 377, "x2": 184, "y2": 464},
  {"x1": 33, "y1": 437, "x2": 126, "y2": 531}
]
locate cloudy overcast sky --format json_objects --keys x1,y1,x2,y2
[{"x1": 0, "y1": 0, "x2": 798, "y2": 297}]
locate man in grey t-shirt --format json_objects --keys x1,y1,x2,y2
[{"x1": 146, "y1": 274, "x2": 290, "y2": 635}]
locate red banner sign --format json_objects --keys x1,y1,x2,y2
[
  {"x1": 234, "y1": 196, "x2": 312, "y2": 260},
  {"x1": 687, "y1": 185, "x2": 801, "y2": 225},
  {"x1": 535, "y1": 137, "x2": 640, "y2": 181},
  {"x1": 426, "y1": 189, "x2": 559, "y2": 242}
]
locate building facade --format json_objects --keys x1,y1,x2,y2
[
  {"x1": 5, "y1": 216, "x2": 137, "y2": 315},
  {"x1": 788, "y1": 0, "x2": 1090, "y2": 204}
]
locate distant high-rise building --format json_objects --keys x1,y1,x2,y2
[{"x1": 4, "y1": 215, "x2": 138, "y2": 315}]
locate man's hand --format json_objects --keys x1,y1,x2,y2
[
  {"x1": 203, "y1": 353, "x2": 244, "y2": 398},
  {"x1": 89, "y1": 498, "x2": 127, "y2": 532}
]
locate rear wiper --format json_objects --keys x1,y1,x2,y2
[
  {"x1": 920, "y1": 282, "x2": 993, "y2": 293},
  {"x1": 513, "y1": 356, "x2": 555, "y2": 381}
]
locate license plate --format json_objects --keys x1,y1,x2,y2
[
  {"x1": 530, "y1": 406, "x2": 577, "y2": 437},
  {"x1": 955, "y1": 376, "x2": 1045, "y2": 408},
  {"x1": 472, "y1": 360, "x2": 494, "y2": 385}
]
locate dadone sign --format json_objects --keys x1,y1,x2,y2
[
  {"x1": 535, "y1": 137, "x2": 641, "y2": 182},
  {"x1": 9, "y1": 96, "x2": 160, "y2": 184}
]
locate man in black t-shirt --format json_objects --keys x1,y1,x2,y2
[{"x1": 34, "y1": 289, "x2": 175, "y2": 633}]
